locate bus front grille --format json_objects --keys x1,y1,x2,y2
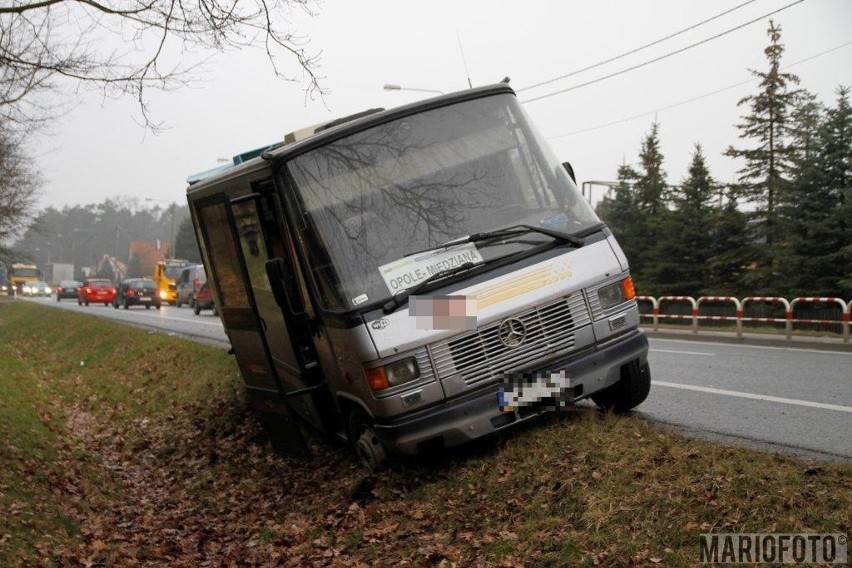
[{"x1": 429, "y1": 293, "x2": 590, "y2": 388}]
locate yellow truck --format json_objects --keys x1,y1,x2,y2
[
  {"x1": 153, "y1": 259, "x2": 190, "y2": 305},
  {"x1": 9, "y1": 262, "x2": 39, "y2": 295}
]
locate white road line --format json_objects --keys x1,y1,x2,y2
[
  {"x1": 651, "y1": 337, "x2": 852, "y2": 356},
  {"x1": 652, "y1": 349, "x2": 716, "y2": 356},
  {"x1": 654, "y1": 380, "x2": 852, "y2": 413}
]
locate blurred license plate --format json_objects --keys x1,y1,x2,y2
[
  {"x1": 498, "y1": 370, "x2": 571, "y2": 411},
  {"x1": 140, "y1": 296, "x2": 151, "y2": 301},
  {"x1": 97, "y1": 290, "x2": 106, "y2": 295}
]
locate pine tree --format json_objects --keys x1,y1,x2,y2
[
  {"x1": 647, "y1": 144, "x2": 719, "y2": 296},
  {"x1": 631, "y1": 122, "x2": 669, "y2": 294},
  {"x1": 778, "y1": 91, "x2": 825, "y2": 296},
  {"x1": 634, "y1": 122, "x2": 668, "y2": 216},
  {"x1": 174, "y1": 217, "x2": 202, "y2": 263},
  {"x1": 724, "y1": 20, "x2": 802, "y2": 293},
  {"x1": 597, "y1": 122, "x2": 668, "y2": 295},
  {"x1": 818, "y1": 87, "x2": 852, "y2": 297},
  {"x1": 706, "y1": 188, "x2": 750, "y2": 296}
]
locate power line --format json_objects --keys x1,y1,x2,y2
[
  {"x1": 521, "y1": 0, "x2": 806, "y2": 105},
  {"x1": 543, "y1": 40, "x2": 852, "y2": 140},
  {"x1": 517, "y1": 0, "x2": 759, "y2": 93}
]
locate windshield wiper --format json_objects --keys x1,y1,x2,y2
[
  {"x1": 382, "y1": 261, "x2": 477, "y2": 314},
  {"x1": 404, "y1": 224, "x2": 583, "y2": 259},
  {"x1": 465, "y1": 224, "x2": 584, "y2": 247}
]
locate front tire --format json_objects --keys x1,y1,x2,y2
[
  {"x1": 193, "y1": 303, "x2": 201, "y2": 315},
  {"x1": 348, "y1": 408, "x2": 387, "y2": 471},
  {"x1": 592, "y1": 360, "x2": 651, "y2": 413}
]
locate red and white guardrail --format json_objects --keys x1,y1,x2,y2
[{"x1": 636, "y1": 295, "x2": 850, "y2": 343}]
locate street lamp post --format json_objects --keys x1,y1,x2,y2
[
  {"x1": 383, "y1": 83, "x2": 444, "y2": 95},
  {"x1": 581, "y1": 180, "x2": 621, "y2": 208}
]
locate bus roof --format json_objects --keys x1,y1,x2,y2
[{"x1": 185, "y1": 83, "x2": 514, "y2": 194}]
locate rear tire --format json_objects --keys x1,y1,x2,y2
[
  {"x1": 113, "y1": 301, "x2": 118, "y2": 309},
  {"x1": 348, "y1": 408, "x2": 387, "y2": 471},
  {"x1": 592, "y1": 360, "x2": 651, "y2": 413}
]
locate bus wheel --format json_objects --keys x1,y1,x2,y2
[
  {"x1": 592, "y1": 360, "x2": 651, "y2": 413},
  {"x1": 348, "y1": 408, "x2": 386, "y2": 470}
]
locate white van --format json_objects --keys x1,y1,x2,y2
[{"x1": 187, "y1": 84, "x2": 650, "y2": 468}]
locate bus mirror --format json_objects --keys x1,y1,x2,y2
[
  {"x1": 265, "y1": 258, "x2": 305, "y2": 316},
  {"x1": 562, "y1": 161, "x2": 576, "y2": 183}
]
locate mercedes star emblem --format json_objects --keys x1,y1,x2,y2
[{"x1": 498, "y1": 318, "x2": 527, "y2": 348}]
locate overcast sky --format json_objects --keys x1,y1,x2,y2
[{"x1": 33, "y1": 0, "x2": 852, "y2": 212}]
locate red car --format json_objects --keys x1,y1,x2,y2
[
  {"x1": 192, "y1": 281, "x2": 217, "y2": 315},
  {"x1": 77, "y1": 278, "x2": 116, "y2": 306}
]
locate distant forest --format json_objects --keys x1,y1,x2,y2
[{"x1": 9, "y1": 197, "x2": 200, "y2": 280}]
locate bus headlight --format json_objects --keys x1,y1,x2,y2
[
  {"x1": 597, "y1": 277, "x2": 636, "y2": 311},
  {"x1": 364, "y1": 357, "x2": 420, "y2": 392}
]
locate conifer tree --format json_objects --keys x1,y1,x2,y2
[
  {"x1": 778, "y1": 91, "x2": 825, "y2": 295},
  {"x1": 706, "y1": 189, "x2": 750, "y2": 295},
  {"x1": 597, "y1": 122, "x2": 668, "y2": 294},
  {"x1": 647, "y1": 144, "x2": 718, "y2": 296},
  {"x1": 725, "y1": 20, "x2": 801, "y2": 293},
  {"x1": 813, "y1": 87, "x2": 852, "y2": 297},
  {"x1": 631, "y1": 122, "x2": 669, "y2": 294}
]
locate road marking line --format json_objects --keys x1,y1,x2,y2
[
  {"x1": 652, "y1": 349, "x2": 715, "y2": 356},
  {"x1": 654, "y1": 380, "x2": 852, "y2": 413},
  {"x1": 651, "y1": 337, "x2": 852, "y2": 356}
]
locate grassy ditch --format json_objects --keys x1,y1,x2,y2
[{"x1": 1, "y1": 300, "x2": 849, "y2": 567}]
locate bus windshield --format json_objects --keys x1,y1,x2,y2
[{"x1": 283, "y1": 94, "x2": 600, "y2": 311}]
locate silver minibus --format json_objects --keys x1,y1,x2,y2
[{"x1": 187, "y1": 83, "x2": 650, "y2": 468}]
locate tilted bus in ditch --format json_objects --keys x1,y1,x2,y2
[{"x1": 186, "y1": 83, "x2": 651, "y2": 468}]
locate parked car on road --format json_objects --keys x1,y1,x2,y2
[
  {"x1": 77, "y1": 278, "x2": 116, "y2": 306},
  {"x1": 192, "y1": 281, "x2": 217, "y2": 315},
  {"x1": 55, "y1": 280, "x2": 82, "y2": 301},
  {"x1": 23, "y1": 281, "x2": 51, "y2": 296},
  {"x1": 113, "y1": 278, "x2": 161, "y2": 310},
  {"x1": 176, "y1": 264, "x2": 206, "y2": 308}
]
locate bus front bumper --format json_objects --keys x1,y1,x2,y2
[{"x1": 372, "y1": 329, "x2": 649, "y2": 455}]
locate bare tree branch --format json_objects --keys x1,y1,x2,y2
[{"x1": 0, "y1": 0, "x2": 324, "y2": 131}]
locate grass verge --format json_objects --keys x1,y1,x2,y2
[{"x1": 1, "y1": 300, "x2": 849, "y2": 567}]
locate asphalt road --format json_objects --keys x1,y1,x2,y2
[
  {"x1": 25, "y1": 294, "x2": 229, "y2": 348},
  {"x1": 638, "y1": 338, "x2": 851, "y2": 462},
  {"x1": 19, "y1": 295, "x2": 852, "y2": 461}
]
